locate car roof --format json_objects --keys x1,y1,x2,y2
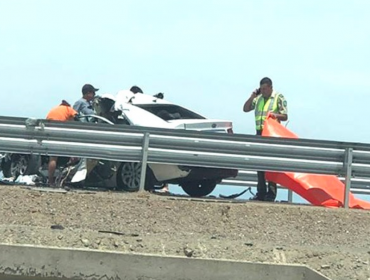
[{"x1": 111, "y1": 91, "x2": 232, "y2": 131}]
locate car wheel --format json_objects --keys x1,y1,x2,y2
[
  {"x1": 181, "y1": 180, "x2": 217, "y2": 197},
  {"x1": 2, "y1": 154, "x2": 40, "y2": 178},
  {"x1": 116, "y1": 162, "x2": 154, "y2": 192}
]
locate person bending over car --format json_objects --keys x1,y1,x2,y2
[{"x1": 46, "y1": 100, "x2": 78, "y2": 186}]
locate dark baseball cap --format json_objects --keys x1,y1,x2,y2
[
  {"x1": 82, "y1": 84, "x2": 99, "y2": 94},
  {"x1": 130, "y1": 85, "x2": 143, "y2": 94}
]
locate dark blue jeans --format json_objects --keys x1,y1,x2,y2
[{"x1": 256, "y1": 130, "x2": 277, "y2": 200}]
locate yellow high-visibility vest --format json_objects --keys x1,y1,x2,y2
[{"x1": 255, "y1": 92, "x2": 281, "y2": 131}]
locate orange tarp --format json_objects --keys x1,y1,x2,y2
[{"x1": 262, "y1": 116, "x2": 370, "y2": 209}]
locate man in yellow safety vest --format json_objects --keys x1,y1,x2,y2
[{"x1": 243, "y1": 77, "x2": 288, "y2": 201}]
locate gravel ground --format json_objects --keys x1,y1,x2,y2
[{"x1": 1, "y1": 184, "x2": 370, "y2": 280}]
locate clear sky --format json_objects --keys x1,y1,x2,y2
[{"x1": 1, "y1": 0, "x2": 369, "y2": 143}]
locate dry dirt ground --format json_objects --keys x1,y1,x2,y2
[{"x1": 1, "y1": 185, "x2": 370, "y2": 280}]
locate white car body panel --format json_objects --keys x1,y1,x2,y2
[
  {"x1": 148, "y1": 163, "x2": 190, "y2": 181},
  {"x1": 120, "y1": 103, "x2": 174, "y2": 128}
]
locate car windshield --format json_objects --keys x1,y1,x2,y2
[{"x1": 136, "y1": 104, "x2": 206, "y2": 121}]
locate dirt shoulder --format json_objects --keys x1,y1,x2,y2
[{"x1": 1, "y1": 185, "x2": 369, "y2": 280}]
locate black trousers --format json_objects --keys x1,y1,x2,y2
[{"x1": 256, "y1": 130, "x2": 277, "y2": 200}]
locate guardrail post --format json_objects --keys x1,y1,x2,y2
[
  {"x1": 343, "y1": 148, "x2": 353, "y2": 209},
  {"x1": 287, "y1": 189, "x2": 293, "y2": 203},
  {"x1": 139, "y1": 133, "x2": 150, "y2": 192}
]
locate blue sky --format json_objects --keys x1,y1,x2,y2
[{"x1": 0, "y1": 0, "x2": 369, "y2": 143}]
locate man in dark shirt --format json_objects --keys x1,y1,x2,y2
[{"x1": 73, "y1": 84, "x2": 99, "y2": 116}]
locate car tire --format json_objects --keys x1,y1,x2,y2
[
  {"x1": 116, "y1": 162, "x2": 155, "y2": 192},
  {"x1": 2, "y1": 154, "x2": 40, "y2": 178},
  {"x1": 181, "y1": 180, "x2": 217, "y2": 197}
]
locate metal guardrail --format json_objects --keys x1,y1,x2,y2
[{"x1": 0, "y1": 116, "x2": 369, "y2": 208}]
